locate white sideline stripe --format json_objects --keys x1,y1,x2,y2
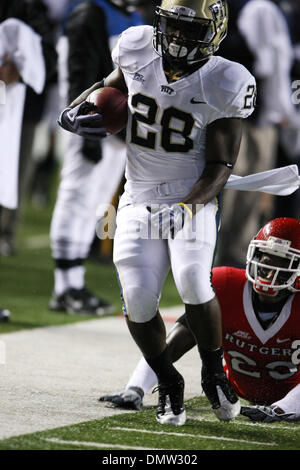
[
  {"x1": 43, "y1": 437, "x2": 163, "y2": 450},
  {"x1": 109, "y1": 426, "x2": 277, "y2": 447},
  {"x1": 193, "y1": 415, "x2": 294, "y2": 431}
]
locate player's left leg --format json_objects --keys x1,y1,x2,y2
[{"x1": 169, "y1": 199, "x2": 240, "y2": 421}]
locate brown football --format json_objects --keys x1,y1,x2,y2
[{"x1": 86, "y1": 87, "x2": 128, "y2": 135}]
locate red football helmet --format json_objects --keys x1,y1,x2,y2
[{"x1": 246, "y1": 218, "x2": 300, "y2": 296}]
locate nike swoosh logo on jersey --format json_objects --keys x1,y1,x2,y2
[
  {"x1": 276, "y1": 338, "x2": 290, "y2": 343},
  {"x1": 190, "y1": 97, "x2": 207, "y2": 104}
]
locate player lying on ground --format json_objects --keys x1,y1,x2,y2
[{"x1": 100, "y1": 218, "x2": 300, "y2": 423}]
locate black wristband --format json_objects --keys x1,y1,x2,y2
[{"x1": 206, "y1": 161, "x2": 234, "y2": 169}]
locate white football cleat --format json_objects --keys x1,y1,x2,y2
[
  {"x1": 213, "y1": 385, "x2": 241, "y2": 421},
  {"x1": 154, "y1": 378, "x2": 186, "y2": 426},
  {"x1": 202, "y1": 371, "x2": 240, "y2": 422},
  {"x1": 0, "y1": 309, "x2": 10, "y2": 322},
  {"x1": 156, "y1": 407, "x2": 187, "y2": 426}
]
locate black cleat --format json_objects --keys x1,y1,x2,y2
[
  {"x1": 49, "y1": 287, "x2": 114, "y2": 315},
  {"x1": 99, "y1": 387, "x2": 144, "y2": 410},
  {"x1": 201, "y1": 371, "x2": 240, "y2": 421},
  {"x1": 154, "y1": 377, "x2": 186, "y2": 426}
]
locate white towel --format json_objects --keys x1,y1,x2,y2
[
  {"x1": 225, "y1": 164, "x2": 300, "y2": 196},
  {"x1": 0, "y1": 19, "x2": 46, "y2": 209},
  {"x1": 0, "y1": 18, "x2": 46, "y2": 93}
]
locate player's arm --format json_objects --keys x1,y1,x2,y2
[
  {"x1": 58, "y1": 67, "x2": 127, "y2": 139},
  {"x1": 182, "y1": 117, "x2": 242, "y2": 213},
  {"x1": 69, "y1": 67, "x2": 127, "y2": 108}
]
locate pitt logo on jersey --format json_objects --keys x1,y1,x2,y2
[{"x1": 160, "y1": 85, "x2": 176, "y2": 96}]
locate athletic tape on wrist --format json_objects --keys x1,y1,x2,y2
[{"x1": 178, "y1": 202, "x2": 193, "y2": 219}]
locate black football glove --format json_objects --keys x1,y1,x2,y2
[
  {"x1": 58, "y1": 101, "x2": 107, "y2": 140},
  {"x1": 240, "y1": 405, "x2": 295, "y2": 422}
]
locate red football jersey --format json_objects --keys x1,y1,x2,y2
[{"x1": 212, "y1": 267, "x2": 300, "y2": 405}]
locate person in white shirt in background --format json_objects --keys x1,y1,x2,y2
[
  {"x1": 217, "y1": 0, "x2": 298, "y2": 267},
  {"x1": 0, "y1": 0, "x2": 58, "y2": 257},
  {"x1": 0, "y1": 0, "x2": 57, "y2": 319}
]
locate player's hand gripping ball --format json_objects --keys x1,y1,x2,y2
[{"x1": 87, "y1": 87, "x2": 128, "y2": 135}]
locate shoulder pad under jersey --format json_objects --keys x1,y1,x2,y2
[
  {"x1": 203, "y1": 56, "x2": 256, "y2": 121},
  {"x1": 112, "y1": 25, "x2": 155, "y2": 74}
]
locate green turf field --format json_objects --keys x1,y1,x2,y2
[
  {"x1": 0, "y1": 187, "x2": 181, "y2": 334},
  {"x1": 0, "y1": 397, "x2": 299, "y2": 451},
  {"x1": 1, "y1": 182, "x2": 299, "y2": 453}
]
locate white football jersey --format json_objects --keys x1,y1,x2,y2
[{"x1": 112, "y1": 25, "x2": 256, "y2": 203}]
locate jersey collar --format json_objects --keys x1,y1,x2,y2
[{"x1": 243, "y1": 281, "x2": 295, "y2": 345}]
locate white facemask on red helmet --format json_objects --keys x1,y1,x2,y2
[{"x1": 246, "y1": 218, "x2": 300, "y2": 296}]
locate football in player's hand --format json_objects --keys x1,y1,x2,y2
[{"x1": 86, "y1": 87, "x2": 128, "y2": 135}]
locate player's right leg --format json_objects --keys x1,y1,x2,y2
[
  {"x1": 113, "y1": 204, "x2": 186, "y2": 425},
  {"x1": 99, "y1": 317, "x2": 195, "y2": 410}
]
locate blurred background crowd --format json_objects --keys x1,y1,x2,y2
[{"x1": 0, "y1": 0, "x2": 299, "y2": 316}]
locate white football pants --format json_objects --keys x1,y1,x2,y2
[
  {"x1": 50, "y1": 132, "x2": 126, "y2": 260},
  {"x1": 113, "y1": 198, "x2": 220, "y2": 323}
]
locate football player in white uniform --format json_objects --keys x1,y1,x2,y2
[{"x1": 58, "y1": 0, "x2": 256, "y2": 425}]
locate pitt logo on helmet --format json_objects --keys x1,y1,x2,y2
[
  {"x1": 208, "y1": 1, "x2": 227, "y2": 22},
  {"x1": 153, "y1": 0, "x2": 228, "y2": 66}
]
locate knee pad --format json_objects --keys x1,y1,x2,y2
[
  {"x1": 177, "y1": 263, "x2": 215, "y2": 305},
  {"x1": 122, "y1": 286, "x2": 158, "y2": 323}
]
